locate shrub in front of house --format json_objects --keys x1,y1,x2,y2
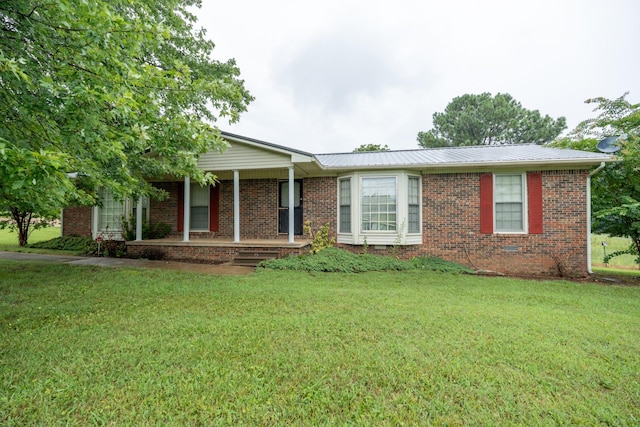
[
  {"x1": 121, "y1": 217, "x2": 172, "y2": 241},
  {"x1": 29, "y1": 235, "x2": 97, "y2": 253},
  {"x1": 411, "y1": 255, "x2": 474, "y2": 274},
  {"x1": 258, "y1": 247, "x2": 470, "y2": 273}
]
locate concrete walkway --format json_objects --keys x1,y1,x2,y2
[{"x1": 0, "y1": 251, "x2": 255, "y2": 275}]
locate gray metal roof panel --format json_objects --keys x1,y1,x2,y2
[{"x1": 314, "y1": 145, "x2": 614, "y2": 169}]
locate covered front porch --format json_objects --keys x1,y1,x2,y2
[
  {"x1": 124, "y1": 132, "x2": 321, "y2": 265},
  {"x1": 127, "y1": 237, "x2": 311, "y2": 266}
]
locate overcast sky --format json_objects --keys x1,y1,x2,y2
[{"x1": 196, "y1": 0, "x2": 640, "y2": 153}]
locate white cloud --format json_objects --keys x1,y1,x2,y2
[{"x1": 197, "y1": 0, "x2": 640, "y2": 153}]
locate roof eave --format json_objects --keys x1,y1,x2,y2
[{"x1": 316, "y1": 157, "x2": 617, "y2": 171}]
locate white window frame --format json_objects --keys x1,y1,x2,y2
[
  {"x1": 337, "y1": 171, "x2": 422, "y2": 246},
  {"x1": 338, "y1": 178, "x2": 352, "y2": 234},
  {"x1": 92, "y1": 190, "x2": 149, "y2": 239},
  {"x1": 494, "y1": 173, "x2": 528, "y2": 234}
]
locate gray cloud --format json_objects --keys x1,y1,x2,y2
[{"x1": 276, "y1": 29, "x2": 404, "y2": 112}]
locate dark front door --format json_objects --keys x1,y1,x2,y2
[{"x1": 278, "y1": 180, "x2": 303, "y2": 235}]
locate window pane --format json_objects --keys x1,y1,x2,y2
[
  {"x1": 408, "y1": 176, "x2": 420, "y2": 233},
  {"x1": 280, "y1": 182, "x2": 301, "y2": 208},
  {"x1": 339, "y1": 179, "x2": 351, "y2": 233},
  {"x1": 361, "y1": 177, "x2": 396, "y2": 231},
  {"x1": 496, "y1": 203, "x2": 523, "y2": 231},
  {"x1": 495, "y1": 175, "x2": 523, "y2": 203},
  {"x1": 408, "y1": 177, "x2": 419, "y2": 204},
  {"x1": 191, "y1": 206, "x2": 209, "y2": 230},
  {"x1": 99, "y1": 189, "x2": 124, "y2": 231},
  {"x1": 190, "y1": 185, "x2": 209, "y2": 230}
]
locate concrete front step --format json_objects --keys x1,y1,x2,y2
[{"x1": 233, "y1": 250, "x2": 281, "y2": 267}]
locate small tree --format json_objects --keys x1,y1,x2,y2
[
  {"x1": 353, "y1": 144, "x2": 390, "y2": 152},
  {"x1": 582, "y1": 94, "x2": 640, "y2": 265}
]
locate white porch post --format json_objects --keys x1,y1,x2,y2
[
  {"x1": 183, "y1": 176, "x2": 190, "y2": 242},
  {"x1": 233, "y1": 169, "x2": 240, "y2": 243},
  {"x1": 288, "y1": 166, "x2": 295, "y2": 243},
  {"x1": 135, "y1": 197, "x2": 143, "y2": 241}
]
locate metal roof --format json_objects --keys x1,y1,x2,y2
[
  {"x1": 314, "y1": 144, "x2": 614, "y2": 169},
  {"x1": 221, "y1": 131, "x2": 314, "y2": 158}
]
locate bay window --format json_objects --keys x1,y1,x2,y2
[{"x1": 337, "y1": 172, "x2": 422, "y2": 245}]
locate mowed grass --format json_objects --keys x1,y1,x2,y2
[
  {"x1": 592, "y1": 234, "x2": 639, "y2": 269},
  {"x1": 1, "y1": 261, "x2": 639, "y2": 425},
  {"x1": 0, "y1": 226, "x2": 63, "y2": 253}
]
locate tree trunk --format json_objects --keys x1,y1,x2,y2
[{"x1": 9, "y1": 207, "x2": 33, "y2": 247}]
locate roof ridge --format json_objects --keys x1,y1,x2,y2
[{"x1": 316, "y1": 143, "x2": 544, "y2": 156}]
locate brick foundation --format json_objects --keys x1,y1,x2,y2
[{"x1": 127, "y1": 242, "x2": 307, "y2": 264}]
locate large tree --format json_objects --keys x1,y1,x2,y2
[
  {"x1": 0, "y1": 0, "x2": 253, "y2": 245},
  {"x1": 576, "y1": 94, "x2": 640, "y2": 265},
  {"x1": 417, "y1": 93, "x2": 566, "y2": 148}
]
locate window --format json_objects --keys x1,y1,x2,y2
[
  {"x1": 190, "y1": 184, "x2": 209, "y2": 230},
  {"x1": 98, "y1": 189, "x2": 125, "y2": 232},
  {"x1": 494, "y1": 174, "x2": 525, "y2": 232},
  {"x1": 408, "y1": 176, "x2": 420, "y2": 233},
  {"x1": 362, "y1": 177, "x2": 396, "y2": 231},
  {"x1": 337, "y1": 172, "x2": 422, "y2": 245},
  {"x1": 339, "y1": 178, "x2": 351, "y2": 233}
]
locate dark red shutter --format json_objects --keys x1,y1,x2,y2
[
  {"x1": 479, "y1": 173, "x2": 493, "y2": 234},
  {"x1": 527, "y1": 172, "x2": 543, "y2": 234},
  {"x1": 177, "y1": 184, "x2": 184, "y2": 232},
  {"x1": 209, "y1": 185, "x2": 220, "y2": 232}
]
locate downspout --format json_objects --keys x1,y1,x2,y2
[{"x1": 587, "y1": 162, "x2": 606, "y2": 274}]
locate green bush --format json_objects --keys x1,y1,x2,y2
[
  {"x1": 259, "y1": 247, "x2": 415, "y2": 273},
  {"x1": 411, "y1": 255, "x2": 473, "y2": 274},
  {"x1": 259, "y1": 248, "x2": 474, "y2": 274},
  {"x1": 121, "y1": 216, "x2": 172, "y2": 241},
  {"x1": 28, "y1": 235, "x2": 127, "y2": 257},
  {"x1": 29, "y1": 235, "x2": 97, "y2": 253}
]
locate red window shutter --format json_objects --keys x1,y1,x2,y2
[
  {"x1": 209, "y1": 185, "x2": 220, "y2": 232},
  {"x1": 527, "y1": 172, "x2": 543, "y2": 234},
  {"x1": 479, "y1": 173, "x2": 493, "y2": 234},
  {"x1": 177, "y1": 184, "x2": 184, "y2": 232}
]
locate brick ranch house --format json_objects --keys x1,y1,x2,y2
[{"x1": 62, "y1": 131, "x2": 614, "y2": 276}]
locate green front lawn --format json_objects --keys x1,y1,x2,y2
[
  {"x1": 592, "y1": 234, "x2": 639, "y2": 269},
  {"x1": 1, "y1": 261, "x2": 638, "y2": 425},
  {"x1": 0, "y1": 226, "x2": 63, "y2": 253}
]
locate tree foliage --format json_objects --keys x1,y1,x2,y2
[
  {"x1": 353, "y1": 144, "x2": 390, "y2": 152},
  {"x1": 0, "y1": 0, "x2": 253, "y2": 244},
  {"x1": 417, "y1": 93, "x2": 566, "y2": 148},
  {"x1": 583, "y1": 94, "x2": 640, "y2": 265}
]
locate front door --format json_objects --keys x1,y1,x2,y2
[{"x1": 278, "y1": 180, "x2": 303, "y2": 235}]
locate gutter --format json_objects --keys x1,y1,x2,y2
[
  {"x1": 316, "y1": 158, "x2": 614, "y2": 171},
  {"x1": 587, "y1": 162, "x2": 607, "y2": 274}
]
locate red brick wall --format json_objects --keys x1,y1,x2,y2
[
  {"x1": 419, "y1": 170, "x2": 589, "y2": 277},
  {"x1": 303, "y1": 177, "x2": 337, "y2": 237},
  {"x1": 62, "y1": 206, "x2": 92, "y2": 237},
  {"x1": 149, "y1": 182, "x2": 181, "y2": 236}
]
